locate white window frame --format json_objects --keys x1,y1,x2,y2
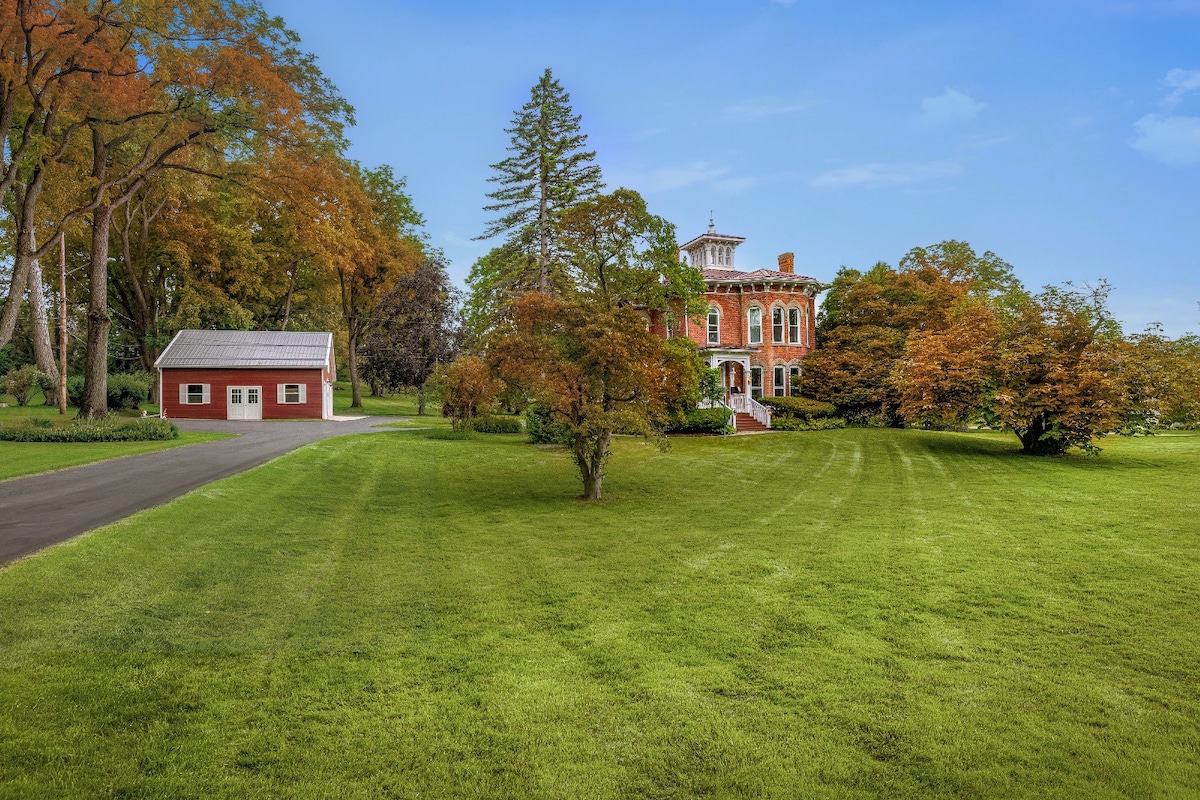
[
  {"x1": 789, "y1": 366, "x2": 801, "y2": 395},
  {"x1": 707, "y1": 307, "x2": 720, "y2": 345},
  {"x1": 788, "y1": 307, "x2": 800, "y2": 344},
  {"x1": 773, "y1": 365, "x2": 786, "y2": 397},
  {"x1": 750, "y1": 367, "x2": 763, "y2": 399},
  {"x1": 278, "y1": 383, "x2": 306, "y2": 404},
  {"x1": 748, "y1": 307, "x2": 763, "y2": 345},
  {"x1": 772, "y1": 306, "x2": 785, "y2": 344},
  {"x1": 181, "y1": 383, "x2": 210, "y2": 405}
]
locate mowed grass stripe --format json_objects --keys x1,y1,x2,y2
[{"x1": 0, "y1": 429, "x2": 1197, "y2": 798}]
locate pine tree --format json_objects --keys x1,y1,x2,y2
[{"x1": 478, "y1": 68, "x2": 603, "y2": 293}]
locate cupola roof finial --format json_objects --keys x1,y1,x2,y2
[{"x1": 708, "y1": 211, "x2": 715, "y2": 233}]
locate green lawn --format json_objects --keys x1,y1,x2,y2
[
  {"x1": 0, "y1": 396, "x2": 227, "y2": 481},
  {"x1": 1, "y1": 429, "x2": 1197, "y2": 798}
]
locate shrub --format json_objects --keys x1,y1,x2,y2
[
  {"x1": 2, "y1": 365, "x2": 48, "y2": 406},
  {"x1": 759, "y1": 396, "x2": 838, "y2": 420},
  {"x1": 770, "y1": 416, "x2": 847, "y2": 432},
  {"x1": 525, "y1": 404, "x2": 562, "y2": 444},
  {"x1": 66, "y1": 372, "x2": 153, "y2": 410},
  {"x1": 472, "y1": 415, "x2": 523, "y2": 434},
  {"x1": 0, "y1": 417, "x2": 178, "y2": 442},
  {"x1": 665, "y1": 407, "x2": 731, "y2": 434}
]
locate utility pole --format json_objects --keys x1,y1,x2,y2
[{"x1": 58, "y1": 233, "x2": 68, "y2": 415}]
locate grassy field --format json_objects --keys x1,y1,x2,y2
[
  {"x1": 0, "y1": 397, "x2": 226, "y2": 482},
  {"x1": 0, "y1": 428, "x2": 1197, "y2": 798}
]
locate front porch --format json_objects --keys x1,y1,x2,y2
[{"x1": 702, "y1": 349, "x2": 771, "y2": 431}]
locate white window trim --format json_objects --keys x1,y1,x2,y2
[
  {"x1": 773, "y1": 365, "x2": 786, "y2": 397},
  {"x1": 748, "y1": 306, "x2": 763, "y2": 346},
  {"x1": 707, "y1": 307, "x2": 721, "y2": 345},
  {"x1": 772, "y1": 306, "x2": 786, "y2": 344},
  {"x1": 278, "y1": 383, "x2": 307, "y2": 404},
  {"x1": 788, "y1": 306, "x2": 800, "y2": 344},
  {"x1": 180, "y1": 383, "x2": 210, "y2": 405}
]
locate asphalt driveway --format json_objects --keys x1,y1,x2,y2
[{"x1": 0, "y1": 416, "x2": 408, "y2": 564}]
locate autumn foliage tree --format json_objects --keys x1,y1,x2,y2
[
  {"x1": 489, "y1": 292, "x2": 700, "y2": 500},
  {"x1": 437, "y1": 355, "x2": 502, "y2": 432}
]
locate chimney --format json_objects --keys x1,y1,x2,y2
[{"x1": 777, "y1": 252, "x2": 795, "y2": 274}]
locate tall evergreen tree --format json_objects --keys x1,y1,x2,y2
[{"x1": 478, "y1": 68, "x2": 603, "y2": 294}]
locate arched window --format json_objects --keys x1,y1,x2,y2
[
  {"x1": 773, "y1": 365, "x2": 786, "y2": 397},
  {"x1": 788, "y1": 307, "x2": 800, "y2": 343},
  {"x1": 748, "y1": 307, "x2": 762, "y2": 345},
  {"x1": 707, "y1": 307, "x2": 720, "y2": 345},
  {"x1": 725, "y1": 246, "x2": 733, "y2": 265},
  {"x1": 772, "y1": 306, "x2": 785, "y2": 343}
]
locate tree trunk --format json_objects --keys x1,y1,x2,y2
[
  {"x1": 26, "y1": 245, "x2": 62, "y2": 406},
  {"x1": 348, "y1": 323, "x2": 362, "y2": 408},
  {"x1": 417, "y1": 385, "x2": 426, "y2": 415},
  {"x1": 0, "y1": 177, "x2": 44, "y2": 348},
  {"x1": 1018, "y1": 415, "x2": 1065, "y2": 456},
  {"x1": 574, "y1": 432, "x2": 610, "y2": 500},
  {"x1": 78, "y1": 204, "x2": 114, "y2": 419},
  {"x1": 537, "y1": 175, "x2": 549, "y2": 293}
]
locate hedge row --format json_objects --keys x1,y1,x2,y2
[
  {"x1": 0, "y1": 417, "x2": 178, "y2": 442},
  {"x1": 471, "y1": 415, "x2": 524, "y2": 434},
  {"x1": 666, "y1": 407, "x2": 732, "y2": 434},
  {"x1": 759, "y1": 396, "x2": 838, "y2": 419},
  {"x1": 770, "y1": 416, "x2": 847, "y2": 432}
]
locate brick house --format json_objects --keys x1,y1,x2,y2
[
  {"x1": 650, "y1": 222, "x2": 824, "y2": 430},
  {"x1": 155, "y1": 330, "x2": 336, "y2": 420}
]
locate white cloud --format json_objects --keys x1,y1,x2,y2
[
  {"x1": 1130, "y1": 69, "x2": 1200, "y2": 165},
  {"x1": 810, "y1": 160, "x2": 962, "y2": 188},
  {"x1": 1131, "y1": 113, "x2": 1200, "y2": 165},
  {"x1": 722, "y1": 97, "x2": 808, "y2": 123},
  {"x1": 912, "y1": 88, "x2": 985, "y2": 128},
  {"x1": 609, "y1": 162, "x2": 729, "y2": 194},
  {"x1": 1163, "y1": 68, "x2": 1200, "y2": 106}
]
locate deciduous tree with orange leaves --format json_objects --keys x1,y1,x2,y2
[{"x1": 489, "y1": 292, "x2": 700, "y2": 500}]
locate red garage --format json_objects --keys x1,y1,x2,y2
[{"x1": 155, "y1": 330, "x2": 336, "y2": 420}]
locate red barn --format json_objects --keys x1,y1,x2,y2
[{"x1": 155, "y1": 330, "x2": 336, "y2": 420}]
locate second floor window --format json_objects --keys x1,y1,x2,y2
[
  {"x1": 707, "y1": 308, "x2": 720, "y2": 344},
  {"x1": 788, "y1": 308, "x2": 800, "y2": 343},
  {"x1": 772, "y1": 307, "x2": 785, "y2": 343},
  {"x1": 748, "y1": 307, "x2": 762, "y2": 345}
]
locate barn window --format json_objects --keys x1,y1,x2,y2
[
  {"x1": 773, "y1": 365, "x2": 786, "y2": 396},
  {"x1": 182, "y1": 384, "x2": 210, "y2": 404},
  {"x1": 278, "y1": 383, "x2": 306, "y2": 404}
]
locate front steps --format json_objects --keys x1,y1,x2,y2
[{"x1": 733, "y1": 412, "x2": 769, "y2": 433}]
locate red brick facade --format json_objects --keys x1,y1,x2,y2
[
  {"x1": 653, "y1": 228, "x2": 823, "y2": 400},
  {"x1": 160, "y1": 367, "x2": 329, "y2": 420}
]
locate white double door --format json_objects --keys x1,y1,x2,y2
[{"x1": 227, "y1": 386, "x2": 262, "y2": 420}]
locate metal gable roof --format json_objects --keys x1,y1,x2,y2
[{"x1": 154, "y1": 330, "x2": 333, "y2": 370}]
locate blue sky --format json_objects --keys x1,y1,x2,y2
[{"x1": 260, "y1": 0, "x2": 1200, "y2": 337}]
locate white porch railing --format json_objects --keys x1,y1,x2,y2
[{"x1": 729, "y1": 394, "x2": 772, "y2": 429}]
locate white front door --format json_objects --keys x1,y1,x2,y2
[{"x1": 227, "y1": 386, "x2": 262, "y2": 420}]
